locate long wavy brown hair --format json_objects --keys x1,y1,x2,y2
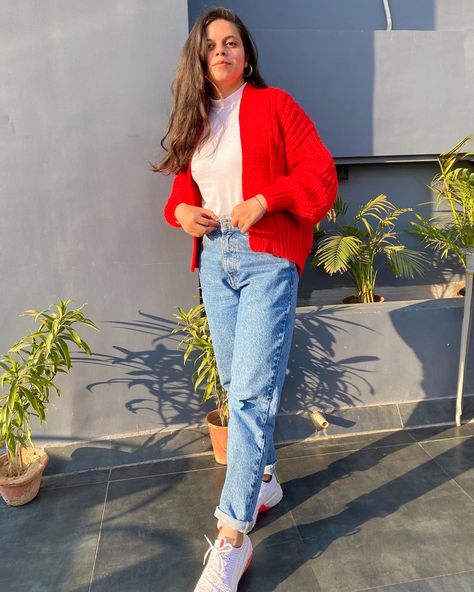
[{"x1": 152, "y1": 6, "x2": 267, "y2": 175}]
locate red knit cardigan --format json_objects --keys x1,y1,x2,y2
[{"x1": 163, "y1": 83, "x2": 338, "y2": 276}]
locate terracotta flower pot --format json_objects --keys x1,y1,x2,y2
[
  {"x1": 206, "y1": 410, "x2": 228, "y2": 465},
  {"x1": 0, "y1": 448, "x2": 49, "y2": 506}
]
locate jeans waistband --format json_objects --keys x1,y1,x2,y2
[{"x1": 214, "y1": 216, "x2": 246, "y2": 235}]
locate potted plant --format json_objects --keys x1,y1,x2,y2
[
  {"x1": 313, "y1": 194, "x2": 426, "y2": 303},
  {"x1": 409, "y1": 135, "x2": 474, "y2": 287},
  {"x1": 0, "y1": 299, "x2": 97, "y2": 506},
  {"x1": 173, "y1": 301, "x2": 228, "y2": 464}
]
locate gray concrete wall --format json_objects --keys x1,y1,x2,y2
[
  {"x1": 2, "y1": 2, "x2": 472, "y2": 447},
  {"x1": 284, "y1": 299, "x2": 474, "y2": 416},
  {"x1": 1, "y1": 2, "x2": 199, "y2": 443}
]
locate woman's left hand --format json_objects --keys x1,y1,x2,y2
[{"x1": 231, "y1": 195, "x2": 268, "y2": 233}]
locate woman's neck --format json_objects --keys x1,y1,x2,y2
[{"x1": 211, "y1": 78, "x2": 245, "y2": 100}]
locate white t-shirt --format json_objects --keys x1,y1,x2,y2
[{"x1": 191, "y1": 82, "x2": 246, "y2": 218}]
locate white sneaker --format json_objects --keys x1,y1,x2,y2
[
  {"x1": 218, "y1": 475, "x2": 284, "y2": 533},
  {"x1": 194, "y1": 534, "x2": 253, "y2": 592},
  {"x1": 255, "y1": 475, "x2": 284, "y2": 519}
]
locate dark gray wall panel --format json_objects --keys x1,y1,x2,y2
[
  {"x1": 189, "y1": 1, "x2": 473, "y2": 158},
  {"x1": 189, "y1": 0, "x2": 472, "y2": 31},
  {"x1": 299, "y1": 161, "x2": 464, "y2": 296},
  {"x1": 246, "y1": 29, "x2": 472, "y2": 158},
  {"x1": 189, "y1": 0, "x2": 387, "y2": 31}
]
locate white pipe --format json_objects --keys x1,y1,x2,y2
[
  {"x1": 455, "y1": 249, "x2": 474, "y2": 425},
  {"x1": 382, "y1": 0, "x2": 393, "y2": 31}
]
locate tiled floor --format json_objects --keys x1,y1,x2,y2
[{"x1": 2, "y1": 423, "x2": 474, "y2": 591}]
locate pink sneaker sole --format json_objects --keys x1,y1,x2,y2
[
  {"x1": 257, "y1": 483, "x2": 283, "y2": 513},
  {"x1": 243, "y1": 553, "x2": 253, "y2": 573}
]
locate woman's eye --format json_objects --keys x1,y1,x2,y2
[{"x1": 207, "y1": 41, "x2": 238, "y2": 50}]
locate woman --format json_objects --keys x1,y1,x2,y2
[{"x1": 155, "y1": 7, "x2": 337, "y2": 591}]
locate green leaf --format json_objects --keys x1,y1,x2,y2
[
  {"x1": 45, "y1": 331, "x2": 54, "y2": 356},
  {"x1": 316, "y1": 235, "x2": 362, "y2": 274},
  {"x1": 56, "y1": 338, "x2": 72, "y2": 369},
  {"x1": 202, "y1": 380, "x2": 214, "y2": 403},
  {"x1": 68, "y1": 328, "x2": 83, "y2": 347},
  {"x1": 385, "y1": 247, "x2": 427, "y2": 278},
  {"x1": 21, "y1": 388, "x2": 46, "y2": 422},
  {"x1": 194, "y1": 367, "x2": 210, "y2": 389}
]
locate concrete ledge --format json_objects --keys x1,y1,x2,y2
[{"x1": 297, "y1": 281, "x2": 466, "y2": 306}]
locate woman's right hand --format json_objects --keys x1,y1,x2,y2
[{"x1": 174, "y1": 204, "x2": 219, "y2": 237}]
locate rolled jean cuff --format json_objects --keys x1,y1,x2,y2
[
  {"x1": 264, "y1": 462, "x2": 276, "y2": 475},
  {"x1": 214, "y1": 506, "x2": 253, "y2": 535}
]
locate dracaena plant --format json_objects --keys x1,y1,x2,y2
[
  {"x1": 313, "y1": 194, "x2": 426, "y2": 303},
  {"x1": 0, "y1": 300, "x2": 97, "y2": 477},
  {"x1": 173, "y1": 301, "x2": 228, "y2": 426},
  {"x1": 409, "y1": 136, "x2": 474, "y2": 266}
]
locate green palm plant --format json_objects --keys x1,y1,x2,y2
[
  {"x1": 173, "y1": 301, "x2": 228, "y2": 426},
  {"x1": 409, "y1": 136, "x2": 474, "y2": 266},
  {"x1": 313, "y1": 194, "x2": 426, "y2": 303},
  {"x1": 0, "y1": 300, "x2": 97, "y2": 478}
]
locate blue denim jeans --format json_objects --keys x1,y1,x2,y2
[{"x1": 199, "y1": 216, "x2": 298, "y2": 533}]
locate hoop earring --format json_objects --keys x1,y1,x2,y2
[{"x1": 243, "y1": 64, "x2": 253, "y2": 78}]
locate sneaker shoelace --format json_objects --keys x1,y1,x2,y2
[{"x1": 195, "y1": 535, "x2": 235, "y2": 592}]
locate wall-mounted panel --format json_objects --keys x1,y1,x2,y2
[{"x1": 189, "y1": 1, "x2": 473, "y2": 158}]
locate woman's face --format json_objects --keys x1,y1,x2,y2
[{"x1": 205, "y1": 19, "x2": 247, "y2": 97}]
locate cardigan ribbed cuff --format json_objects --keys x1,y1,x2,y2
[
  {"x1": 163, "y1": 202, "x2": 182, "y2": 228},
  {"x1": 260, "y1": 185, "x2": 294, "y2": 214}
]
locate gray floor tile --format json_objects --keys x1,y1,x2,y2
[
  {"x1": 248, "y1": 496, "x2": 301, "y2": 548},
  {"x1": 398, "y1": 398, "x2": 455, "y2": 428},
  {"x1": 41, "y1": 467, "x2": 110, "y2": 489},
  {"x1": 274, "y1": 412, "x2": 327, "y2": 442},
  {"x1": 277, "y1": 441, "x2": 474, "y2": 591},
  {"x1": 91, "y1": 536, "x2": 321, "y2": 592},
  {"x1": 276, "y1": 429, "x2": 414, "y2": 460},
  {"x1": 407, "y1": 421, "x2": 474, "y2": 442},
  {"x1": 91, "y1": 468, "x2": 226, "y2": 590},
  {"x1": 418, "y1": 434, "x2": 474, "y2": 497},
  {"x1": 44, "y1": 439, "x2": 113, "y2": 474},
  {"x1": 44, "y1": 428, "x2": 213, "y2": 476},
  {"x1": 109, "y1": 452, "x2": 216, "y2": 481},
  {"x1": 108, "y1": 427, "x2": 212, "y2": 465},
  {"x1": 276, "y1": 405, "x2": 404, "y2": 441},
  {"x1": 0, "y1": 482, "x2": 107, "y2": 592},
  {"x1": 90, "y1": 550, "x2": 202, "y2": 591},
  {"x1": 325, "y1": 404, "x2": 403, "y2": 436},
  {"x1": 239, "y1": 539, "x2": 322, "y2": 591},
  {"x1": 461, "y1": 396, "x2": 474, "y2": 421},
  {"x1": 92, "y1": 468, "x2": 302, "y2": 590},
  {"x1": 356, "y1": 570, "x2": 474, "y2": 591}
]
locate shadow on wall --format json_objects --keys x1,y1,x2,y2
[
  {"x1": 282, "y1": 306, "x2": 379, "y2": 414},
  {"x1": 80, "y1": 310, "x2": 208, "y2": 430},
  {"x1": 78, "y1": 308, "x2": 380, "y2": 430},
  {"x1": 389, "y1": 299, "x2": 474, "y2": 401}
]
